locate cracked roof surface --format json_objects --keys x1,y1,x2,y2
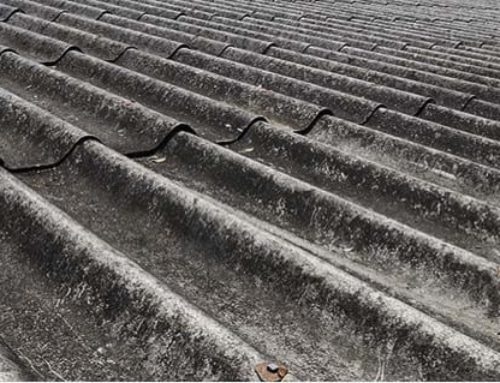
[{"x1": 0, "y1": 0, "x2": 500, "y2": 380}]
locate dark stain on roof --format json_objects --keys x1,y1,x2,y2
[{"x1": 0, "y1": 0, "x2": 500, "y2": 380}]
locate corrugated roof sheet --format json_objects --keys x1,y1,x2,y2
[{"x1": 0, "y1": 0, "x2": 499, "y2": 380}]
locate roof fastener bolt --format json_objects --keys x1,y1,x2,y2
[
  {"x1": 267, "y1": 363, "x2": 279, "y2": 373},
  {"x1": 255, "y1": 362, "x2": 288, "y2": 381}
]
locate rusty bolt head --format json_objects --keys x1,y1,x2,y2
[{"x1": 256, "y1": 362, "x2": 288, "y2": 382}]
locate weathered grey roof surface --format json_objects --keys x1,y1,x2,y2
[{"x1": 0, "y1": 0, "x2": 499, "y2": 380}]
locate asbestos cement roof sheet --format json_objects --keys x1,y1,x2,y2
[{"x1": 0, "y1": 0, "x2": 500, "y2": 380}]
